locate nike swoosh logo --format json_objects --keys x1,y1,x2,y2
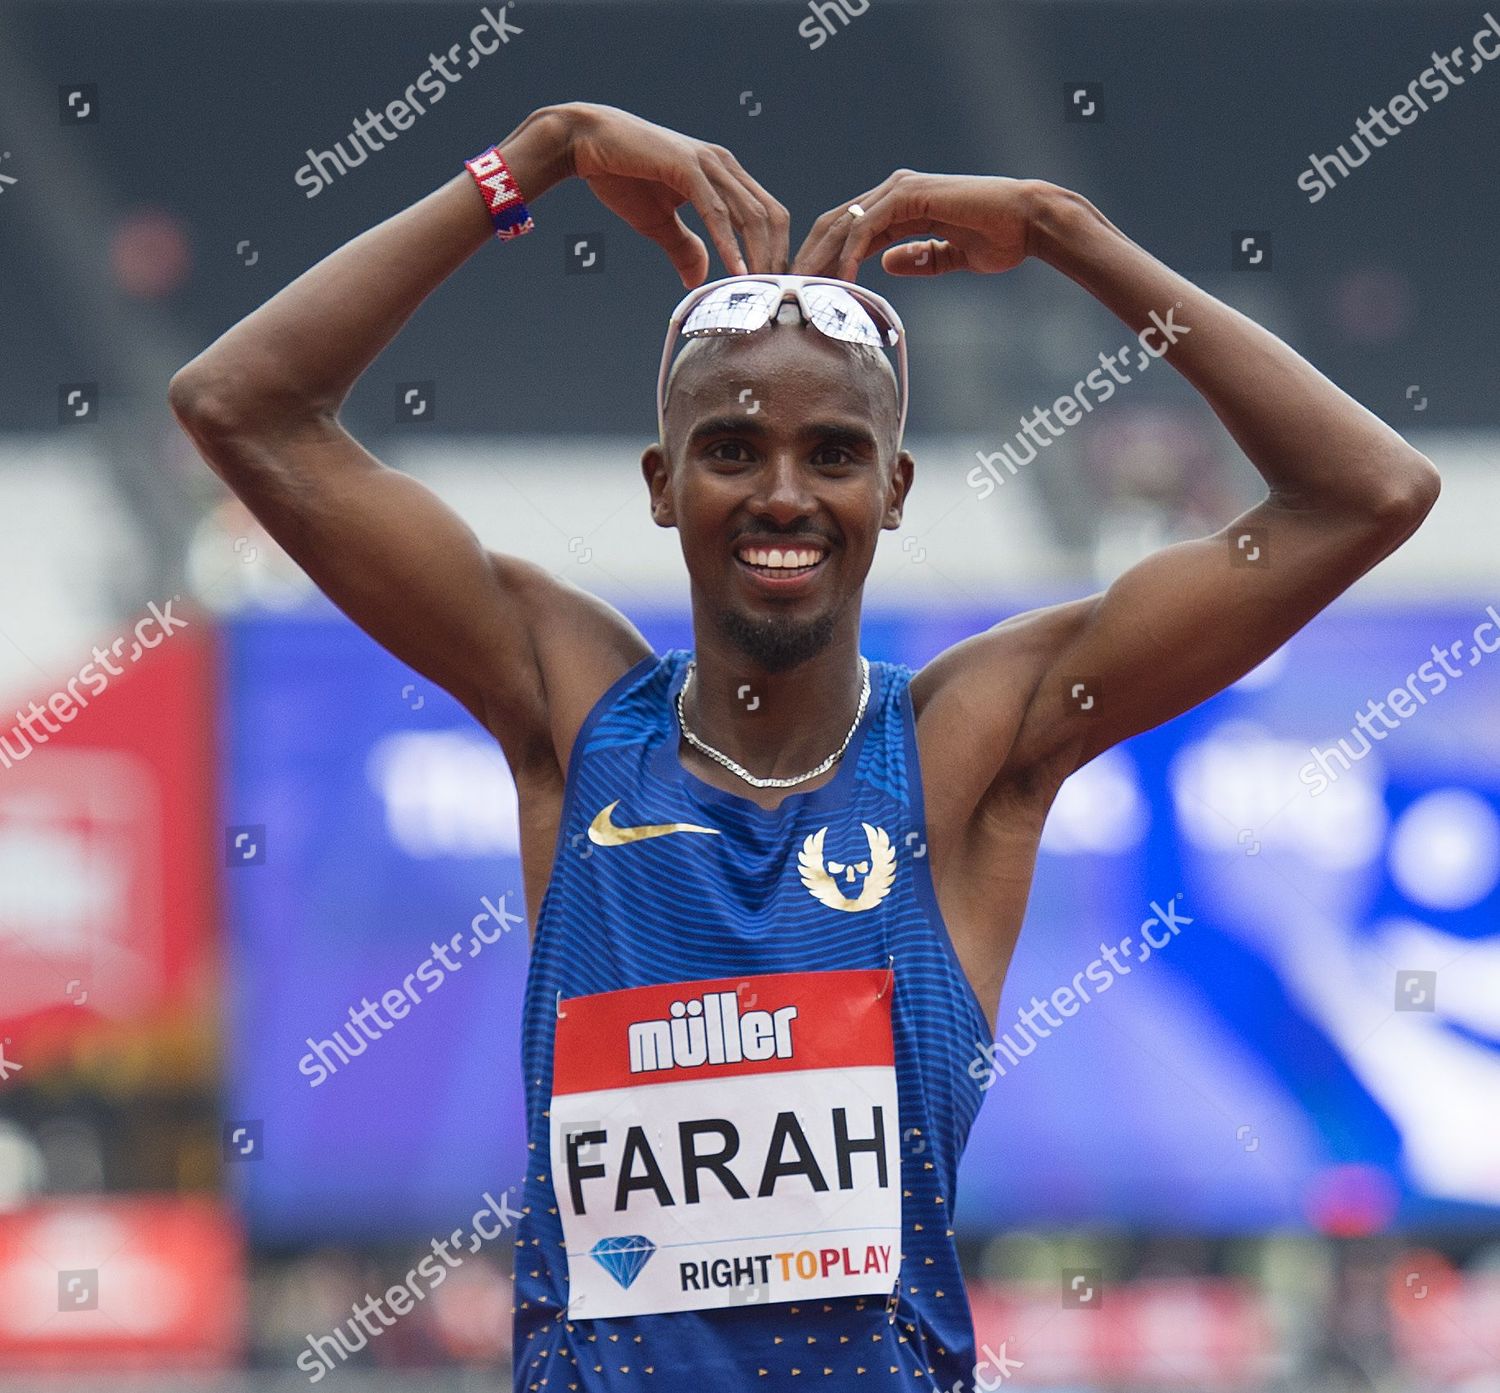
[{"x1": 587, "y1": 800, "x2": 721, "y2": 846}]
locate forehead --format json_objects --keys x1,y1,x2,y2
[{"x1": 665, "y1": 323, "x2": 894, "y2": 431}]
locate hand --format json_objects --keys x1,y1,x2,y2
[
  {"x1": 793, "y1": 171, "x2": 1043, "y2": 282},
  {"x1": 559, "y1": 102, "x2": 789, "y2": 287}
]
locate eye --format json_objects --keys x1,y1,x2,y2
[
  {"x1": 707, "y1": 439, "x2": 755, "y2": 464},
  {"x1": 813, "y1": 444, "x2": 859, "y2": 468}
]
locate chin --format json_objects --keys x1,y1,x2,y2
[{"x1": 718, "y1": 607, "x2": 838, "y2": 673}]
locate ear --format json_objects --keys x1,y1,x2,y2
[
  {"x1": 641, "y1": 443, "x2": 676, "y2": 528},
  {"x1": 881, "y1": 450, "x2": 915, "y2": 530}
]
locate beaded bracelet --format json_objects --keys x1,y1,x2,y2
[{"x1": 464, "y1": 144, "x2": 534, "y2": 241}]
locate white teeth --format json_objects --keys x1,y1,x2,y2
[{"x1": 737, "y1": 545, "x2": 826, "y2": 570}]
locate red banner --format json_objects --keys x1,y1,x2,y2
[
  {"x1": 0, "y1": 618, "x2": 218, "y2": 1076},
  {"x1": 0, "y1": 1196, "x2": 245, "y2": 1369},
  {"x1": 970, "y1": 1277, "x2": 1274, "y2": 1385}
]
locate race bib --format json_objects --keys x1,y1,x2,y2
[{"x1": 551, "y1": 968, "x2": 901, "y2": 1319}]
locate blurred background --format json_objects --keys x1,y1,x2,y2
[{"x1": 2, "y1": 0, "x2": 1498, "y2": 1388}]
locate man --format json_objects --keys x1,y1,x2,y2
[{"x1": 169, "y1": 101, "x2": 1438, "y2": 1390}]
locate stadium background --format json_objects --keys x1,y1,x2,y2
[{"x1": 1, "y1": 0, "x2": 1497, "y2": 1387}]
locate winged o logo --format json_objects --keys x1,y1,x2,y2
[{"x1": 798, "y1": 823, "x2": 896, "y2": 912}]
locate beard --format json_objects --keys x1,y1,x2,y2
[{"x1": 717, "y1": 605, "x2": 837, "y2": 673}]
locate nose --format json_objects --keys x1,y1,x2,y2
[{"x1": 752, "y1": 450, "x2": 815, "y2": 526}]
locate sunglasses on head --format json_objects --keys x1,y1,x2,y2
[{"x1": 656, "y1": 274, "x2": 909, "y2": 448}]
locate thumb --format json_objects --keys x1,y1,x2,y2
[
  {"x1": 882, "y1": 238, "x2": 961, "y2": 276},
  {"x1": 646, "y1": 209, "x2": 711, "y2": 288}
]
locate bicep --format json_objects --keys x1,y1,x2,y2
[
  {"x1": 178, "y1": 404, "x2": 549, "y2": 735},
  {"x1": 1015, "y1": 497, "x2": 1409, "y2": 771}
]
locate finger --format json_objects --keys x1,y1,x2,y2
[
  {"x1": 701, "y1": 158, "x2": 773, "y2": 276},
  {"x1": 792, "y1": 200, "x2": 877, "y2": 277},
  {"x1": 829, "y1": 198, "x2": 966, "y2": 281},
  {"x1": 682, "y1": 167, "x2": 748, "y2": 277},
  {"x1": 834, "y1": 216, "x2": 934, "y2": 267},
  {"x1": 640, "y1": 207, "x2": 712, "y2": 288},
  {"x1": 882, "y1": 238, "x2": 967, "y2": 276},
  {"x1": 792, "y1": 180, "x2": 889, "y2": 275},
  {"x1": 824, "y1": 186, "x2": 909, "y2": 281},
  {"x1": 710, "y1": 146, "x2": 791, "y2": 272}
]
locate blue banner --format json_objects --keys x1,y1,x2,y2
[{"x1": 223, "y1": 601, "x2": 1500, "y2": 1238}]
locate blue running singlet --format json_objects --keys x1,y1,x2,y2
[{"x1": 512, "y1": 649, "x2": 995, "y2": 1390}]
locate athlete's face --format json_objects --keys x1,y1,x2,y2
[{"x1": 643, "y1": 313, "x2": 913, "y2": 672}]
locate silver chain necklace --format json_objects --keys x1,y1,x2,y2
[{"x1": 676, "y1": 655, "x2": 871, "y2": 790}]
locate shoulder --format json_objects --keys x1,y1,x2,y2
[
  {"x1": 908, "y1": 596, "x2": 1096, "y2": 724},
  {"x1": 905, "y1": 596, "x2": 1098, "y2": 812}
]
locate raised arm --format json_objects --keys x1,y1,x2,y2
[
  {"x1": 794, "y1": 173, "x2": 1439, "y2": 793},
  {"x1": 169, "y1": 102, "x2": 789, "y2": 769}
]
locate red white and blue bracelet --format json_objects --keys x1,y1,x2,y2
[{"x1": 464, "y1": 144, "x2": 534, "y2": 241}]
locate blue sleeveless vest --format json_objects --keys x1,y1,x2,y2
[{"x1": 512, "y1": 649, "x2": 994, "y2": 1389}]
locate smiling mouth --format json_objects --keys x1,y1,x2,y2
[{"x1": 734, "y1": 545, "x2": 829, "y2": 580}]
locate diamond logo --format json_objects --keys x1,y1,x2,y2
[{"x1": 590, "y1": 1235, "x2": 656, "y2": 1288}]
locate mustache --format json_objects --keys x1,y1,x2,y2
[{"x1": 733, "y1": 527, "x2": 836, "y2": 545}]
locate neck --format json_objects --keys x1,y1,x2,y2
[{"x1": 681, "y1": 623, "x2": 867, "y2": 781}]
